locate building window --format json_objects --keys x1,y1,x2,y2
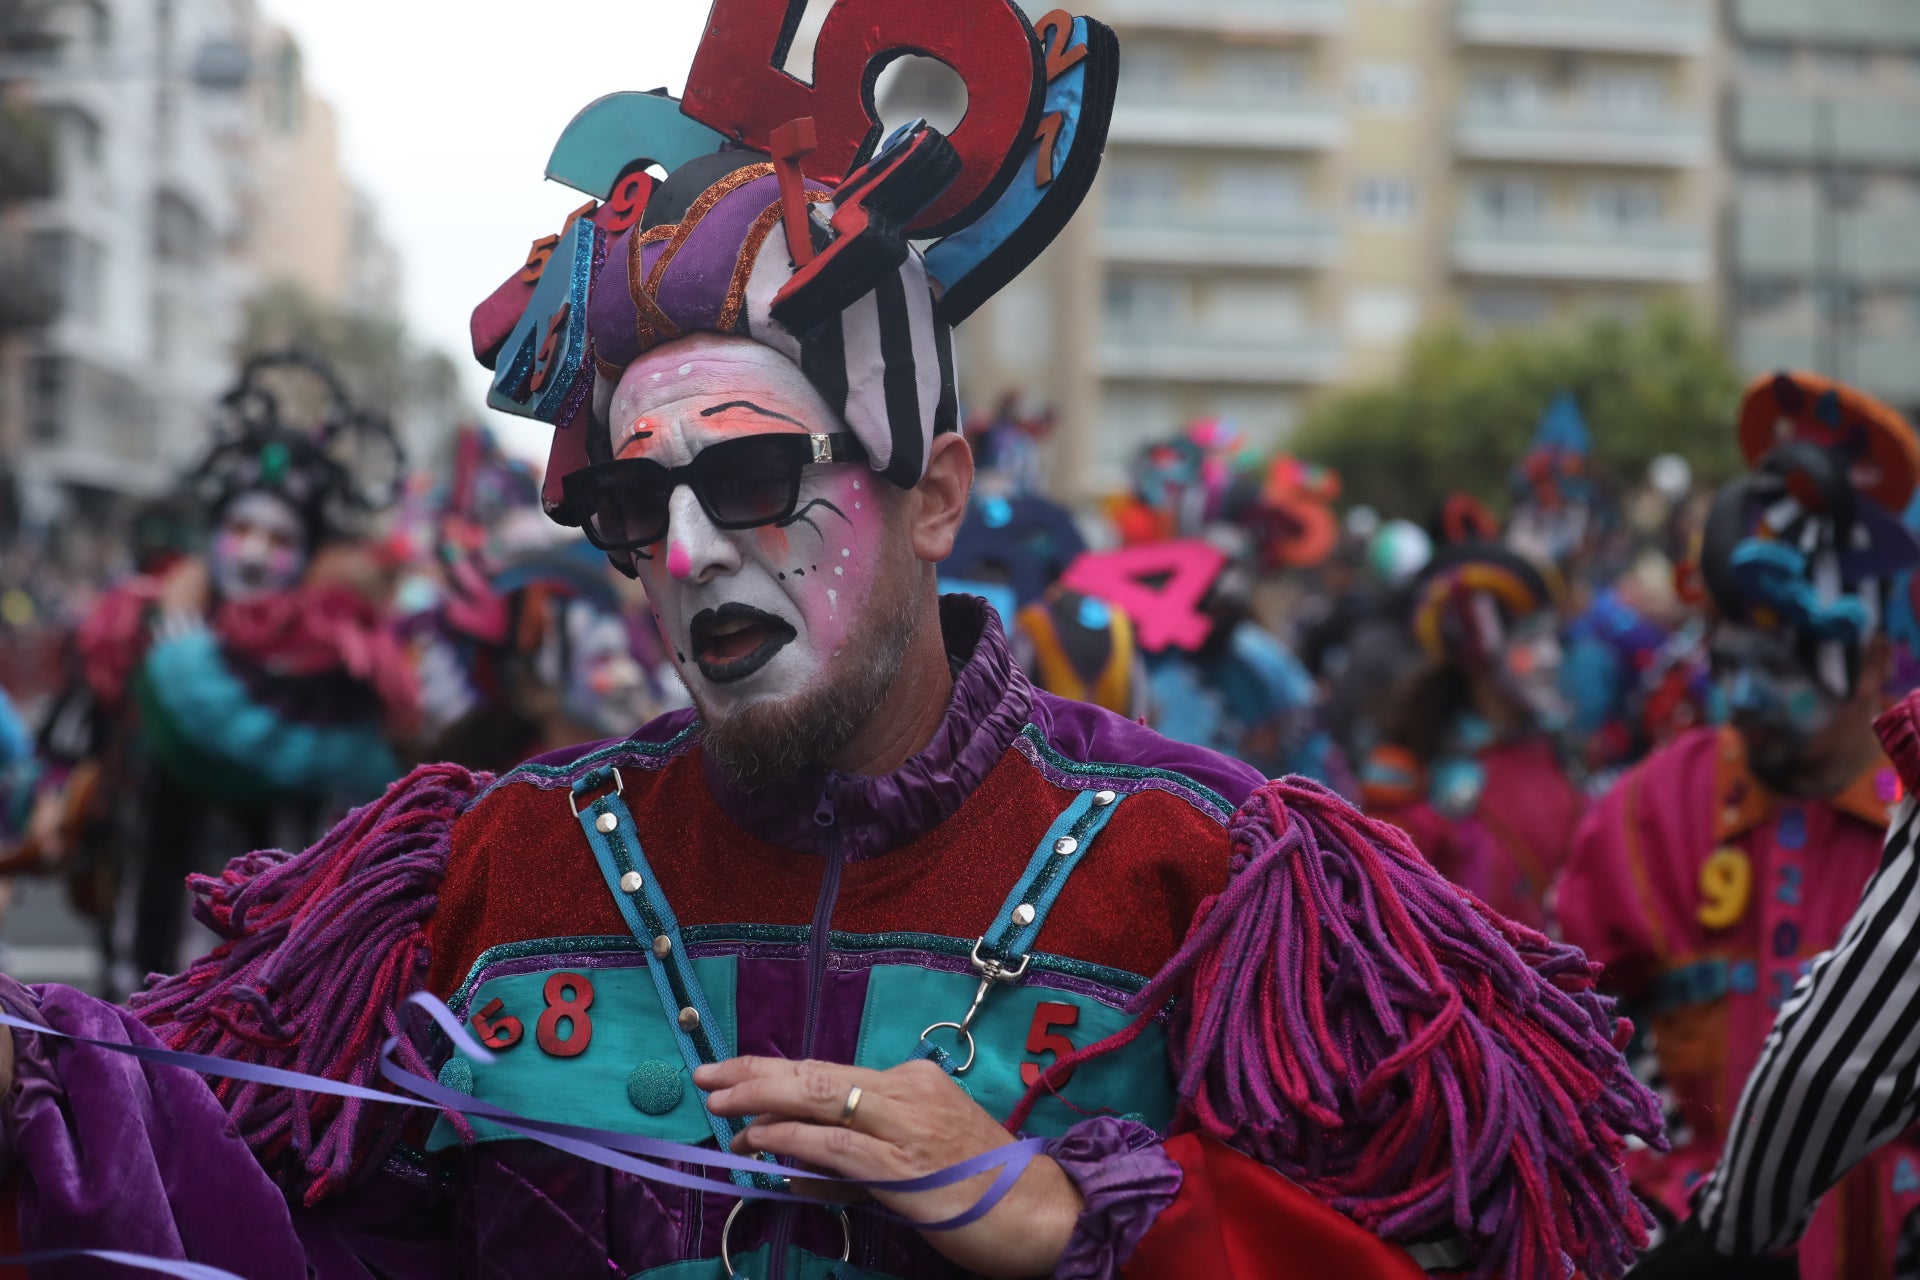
[
  {"x1": 1201, "y1": 280, "x2": 1305, "y2": 338},
  {"x1": 1469, "y1": 287, "x2": 1550, "y2": 329},
  {"x1": 1216, "y1": 49, "x2": 1306, "y2": 102},
  {"x1": 1818, "y1": 48, "x2": 1871, "y2": 79},
  {"x1": 1741, "y1": 165, "x2": 1803, "y2": 205},
  {"x1": 1213, "y1": 163, "x2": 1302, "y2": 218},
  {"x1": 1584, "y1": 70, "x2": 1665, "y2": 117},
  {"x1": 28, "y1": 354, "x2": 67, "y2": 444},
  {"x1": 35, "y1": 232, "x2": 106, "y2": 324},
  {"x1": 1470, "y1": 176, "x2": 1548, "y2": 225},
  {"x1": 1104, "y1": 275, "x2": 1185, "y2": 332},
  {"x1": 1352, "y1": 62, "x2": 1417, "y2": 112},
  {"x1": 1120, "y1": 45, "x2": 1183, "y2": 101},
  {"x1": 1469, "y1": 73, "x2": 1544, "y2": 116},
  {"x1": 154, "y1": 189, "x2": 211, "y2": 263},
  {"x1": 1585, "y1": 181, "x2": 1663, "y2": 229},
  {"x1": 1743, "y1": 44, "x2": 1793, "y2": 76},
  {"x1": 1352, "y1": 176, "x2": 1418, "y2": 223},
  {"x1": 1108, "y1": 159, "x2": 1182, "y2": 218},
  {"x1": 1738, "y1": 280, "x2": 1796, "y2": 318}
]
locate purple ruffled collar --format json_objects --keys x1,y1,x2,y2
[{"x1": 700, "y1": 595, "x2": 1034, "y2": 860}]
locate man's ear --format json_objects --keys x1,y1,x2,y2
[{"x1": 908, "y1": 433, "x2": 975, "y2": 565}]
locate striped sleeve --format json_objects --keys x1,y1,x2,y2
[{"x1": 1696, "y1": 797, "x2": 1920, "y2": 1254}]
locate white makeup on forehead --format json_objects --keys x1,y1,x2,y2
[{"x1": 607, "y1": 334, "x2": 835, "y2": 464}]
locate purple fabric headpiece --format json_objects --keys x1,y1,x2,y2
[{"x1": 587, "y1": 164, "x2": 956, "y2": 490}]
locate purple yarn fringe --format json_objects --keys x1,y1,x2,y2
[{"x1": 128, "y1": 762, "x2": 488, "y2": 1206}]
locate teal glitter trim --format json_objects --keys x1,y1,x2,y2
[
  {"x1": 448, "y1": 930, "x2": 1152, "y2": 1013},
  {"x1": 508, "y1": 728, "x2": 698, "y2": 783},
  {"x1": 437, "y1": 1057, "x2": 475, "y2": 1096},
  {"x1": 1017, "y1": 724, "x2": 1233, "y2": 819},
  {"x1": 627, "y1": 1061, "x2": 685, "y2": 1115},
  {"x1": 682, "y1": 925, "x2": 1152, "y2": 994},
  {"x1": 448, "y1": 936, "x2": 643, "y2": 1016}
]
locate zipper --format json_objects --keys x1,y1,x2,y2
[{"x1": 766, "y1": 783, "x2": 847, "y2": 1280}]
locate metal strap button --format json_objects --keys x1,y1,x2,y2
[
  {"x1": 596, "y1": 812, "x2": 619, "y2": 834},
  {"x1": 620, "y1": 871, "x2": 644, "y2": 894}
]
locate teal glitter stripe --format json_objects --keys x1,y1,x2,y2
[
  {"x1": 1017, "y1": 725, "x2": 1233, "y2": 819},
  {"x1": 481, "y1": 726, "x2": 701, "y2": 800},
  {"x1": 447, "y1": 929, "x2": 1151, "y2": 1013}
]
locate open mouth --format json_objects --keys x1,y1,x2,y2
[{"x1": 689, "y1": 603, "x2": 798, "y2": 684}]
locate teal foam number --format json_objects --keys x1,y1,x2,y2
[
  {"x1": 545, "y1": 93, "x2": 728, "y2": 200},
  {"x1": 486, "y1": 215, "x2": 596, "y2": 423}
]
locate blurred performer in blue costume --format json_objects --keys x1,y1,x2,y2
[{"x1": 37, "y1": 352, "x2": 416, "y2": 988}]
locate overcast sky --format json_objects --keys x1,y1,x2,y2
[{"x1": 255, "y1": 0, "x2": 715, "y2": 458}]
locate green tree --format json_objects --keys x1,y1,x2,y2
[{"x1": 1290, "y1": 304, "x2": 1746, "y2": 519}]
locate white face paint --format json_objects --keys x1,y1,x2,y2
[
  {"x1": 209, "y1": 490, "x2": 308, "y2": 603},
  {"x1": 605, "y1": 334, "x2": 908, "y2": 724},
  {"x1": 557, "y1": 604, "x2": 649, "y2": 738}
]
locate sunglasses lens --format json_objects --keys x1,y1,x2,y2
[
  {"x1": 702, "y1": 438, "x2": 801, "y2": 527},
  {"x1": 580, "y1": 468, "x2": 670, "y2": 549}
]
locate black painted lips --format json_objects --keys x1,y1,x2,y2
[{"x1": 689, "y1": 603, "x2": 798, "y2": 684}]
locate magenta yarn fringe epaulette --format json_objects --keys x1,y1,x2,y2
[
  {"x1": 129, "y1": 762, "x2": 490, "y2": 1206},
  {"x1": 1014, "y1": 776, "x2": 1666, "y2": 1280}
]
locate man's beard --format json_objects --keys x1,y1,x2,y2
[{"x1": 695, "y1": 570, "x2": 925, "y2": 786}]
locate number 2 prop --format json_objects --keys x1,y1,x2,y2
[
  {"x1": 683, "y1": 0, "x2": 1043, "y2": 238},
  {"x1": 1060, "y1": 541, "x2": 1228, "y2": 655}
]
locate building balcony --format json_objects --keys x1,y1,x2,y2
[
  {"x1": 1454, "y1": 219, "x2": 1711, "y2": 282},
  {"x1": 1100, "y1": 0, "x2": 1346, "y2": 37},
  {"x1": 0, "y1": 105, "x2": 55, "y2": 200},
  {"x1": 1455, "y1": 102, "x2": 1710, "y2": 167},
  {"x1": 1108, "y1": 93, "x2": 1345, "y2": 151},
  {"x1": 1733, "y1": 0, "x2": 1920, "y2": 46},
  {"x1": 1737, "y1": 331, "x2": 1920, "y2": 408},
  {"x1": 1103, "y1": 207, "x2": 1341, "y2": 269},
  {"x1": 0, "y1": 247, "x2": 60, "y2": 330},
  {"x1": 1734, "y1": 94, "x2": 1920, "y2": 169},
  {"x1": 1099, "y1": 328, "x2": 1344, "y2": 385},
  {"x1": 1454, "y1": 0, "x2": 1711, "y2": 56},
  {"x1": 1735, "y1": 208, "x2": 1920, "y2": 283}
]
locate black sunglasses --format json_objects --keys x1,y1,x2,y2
[{"x1": 564, "y1": 432, "x2": 869, "y2": 552}]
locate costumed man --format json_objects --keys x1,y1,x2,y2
[
  {"x1": 1360, "y1": 543, "x2": 1585, "y2": 933},
  {"x1": 1559, "y1": 372, "x2": 1920, "y2": 1278},
  {"x1": 31, "y1": 351, "x2": 416, "y2": 990},
  {"x1": 0, "y1": 11, "x2": 1659, "y2": 1279}
]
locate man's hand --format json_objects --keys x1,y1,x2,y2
[{"x1": 697, "y1": 1057, "x2": 1083, "y2": 1279}]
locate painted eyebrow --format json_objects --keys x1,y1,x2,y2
[{"x1": 698, "y1": 400, "x2": 808, "y2": 428}]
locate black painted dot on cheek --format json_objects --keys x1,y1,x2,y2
[{"x1": 676, "y1": 651, "x2": 686, "y2": 663}]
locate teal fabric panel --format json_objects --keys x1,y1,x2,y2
[
  {"x1": 853, "y1": 966, "x2": 1174, "y2": 1137},
  {"x1": 631, "y1": 1250, "x2": 898, "y2": 1280},
  {"x1": 428, "y1": 955, "x2": 736, "y2": 1150}
]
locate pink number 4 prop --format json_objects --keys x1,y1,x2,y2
[{"x1": 1060, "y1": 541, "x2": 1226, "y2": 654}]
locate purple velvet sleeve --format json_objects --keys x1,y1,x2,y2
[
  {"x1": 0, "y1": 976, "x2": 310, "y2": 1280},
  {"x1": 1045, "y1": 1117, "x2": 1184, "y2": 1280}
]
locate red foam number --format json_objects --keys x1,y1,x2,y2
[
  {"x1": 471, "y1": 998, "x2": 524, "y2": 1051},
  {"x1": 1037, "y1": 10, "x2": 1088, "y2": 80},
  {"x1": 1059, "y1": 541, "x2": 1228, "y2": 654},
  {"x1": 681, "y1": 0, "x2": 1043, "y2": 236},
  {"x1": 535, "y1": 972, "x2": 596, "y2": 1058},
  {"x1": 1020, "y1": 1001, "x2": 1080, "y2": 1088}
]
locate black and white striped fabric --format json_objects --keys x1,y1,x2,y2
[{"x1": 1696, "y1": 797, "x2": 1920, "y2": 1253}]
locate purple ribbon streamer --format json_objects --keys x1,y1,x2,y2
[{"x1": 0, "y1": 990, "x2": 1043, "y2": 1248}]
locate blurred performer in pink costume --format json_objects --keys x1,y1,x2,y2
[{"x1": 1561, "y1": 371, "x2": 1920, "y2": 1277}]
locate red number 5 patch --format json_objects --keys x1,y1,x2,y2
[{"x1": 1020, "y1": 1001, "x2": 1079, "y2": 1088}]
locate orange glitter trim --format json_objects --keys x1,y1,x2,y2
[
  {"x1": 718, "y1": 191, "x2": 832, "y2": 334},
  {"x1": 627, "y1": 224, "x2": 682, "y2": 355},
  {"x1": 645, "y1": 163, "x2": 777, "y2": 297}
]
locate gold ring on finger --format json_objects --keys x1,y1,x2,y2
[{"x1": 837, "y1": 1084, "x2": 863, "y2": 1129}]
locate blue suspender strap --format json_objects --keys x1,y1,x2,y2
[
  {"x1": 570, "y1": 767, "x2": 779, "y2": 1189},
  {"x1": 918, "y1": 788, "x2": 1126, "y2": 1074},
  {"x1": 977, "y1": 788, "x2": 1123, "y2": 971}
]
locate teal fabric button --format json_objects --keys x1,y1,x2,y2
[
  {"x1": 627, "y1": 1061, "x2": 685, "y2": 1116},
  {"x1": 439, "y1": 1057, "x2": 475, "y2": 1096}
]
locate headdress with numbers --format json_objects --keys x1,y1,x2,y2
[
  {"x1": 472, "y1": 1, "x2": 1119, "y2": 533},
  {"x1": 1700, "y1": 370, "x2": 1920, "y2": 695}
]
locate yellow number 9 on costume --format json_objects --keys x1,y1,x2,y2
[{"x1": 1697, "y1": 847, "x2": 1752, "y2": 931}]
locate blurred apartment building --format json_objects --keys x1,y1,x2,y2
[
  {"x1": 1724, "y1": 0, "x2": 1920, "y2": 412},
  {"x1": 903, "y1": 0, "x2": 1920, "y2": 491},
  {"x1": 0, "y1": 0, "x2": 401, "y2": 548},
  {"x1": 896, "y1": 0, "x2": 1721, "y2": 491}
]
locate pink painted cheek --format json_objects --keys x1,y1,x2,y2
[{"x1": 666, "y1": 542, "x2": 693, "y2": 580}]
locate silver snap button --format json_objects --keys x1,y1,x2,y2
[
  {"x1": 1012, "y1": 903, "x2": 1037, "y2": 927},
  {"x1": 621, "y1": 871, "x2": 644, "y2": 894},
  {"x1": 653, "y1": 934, "x2": 673, "y2": 958},
  {"x1": 678, "y1": 1007, "x2": 701, "y2": 1031},
  {"x1": 1054, "y1": 837, "x2": 1078, "y2": 856},
  {"x1": 597, "y1": 812, "x2": 619, "y2": 834},
  {"x1": 1094, "y1": 790, "x2": 1117, "y2": 807}
]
